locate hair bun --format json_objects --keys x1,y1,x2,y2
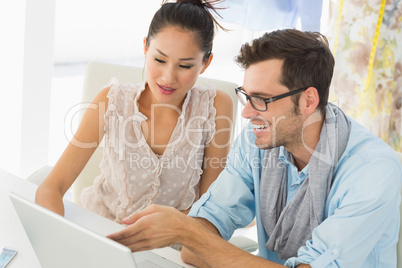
[
  {"x1": 172, "y1": 0, "x2": 227, "y2": 31},
  {"x1": 176, "y1": 0, "x2": 205, "y2": 8}
]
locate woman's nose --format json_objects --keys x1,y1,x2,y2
[{"x1": 162, "y1": 65, "x2": 177, "y2": 84}]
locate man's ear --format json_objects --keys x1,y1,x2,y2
[
  {"x1": 302, "y1": 87, "x2": 320, "y2": 115},
  {"x1": 200, "y1": 53, "x2": 213, "y2": 74},
  {"x1": 143, "y1": 37, "x2": 148, "y2": 55}
]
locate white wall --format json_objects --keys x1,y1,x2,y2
[
  {"x1": 53, "y1": 0, "x2": 161, "y2": 64},
  {"x1": 0, "y1": 1, "x2": 25, "y2": 176},
  {"x1": 20, "y1": 0, "x2": 55, "y2": 178},
  {"x1": 0, "y1": 0, "x2": 55, "y2": 178}
]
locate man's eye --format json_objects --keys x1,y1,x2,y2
[
  {"x1": 251, "y1": 97, "x2": 265, "y2": 104},
  {"x1": 154, "y1": 58, "x2": 165, "y2": 63}
]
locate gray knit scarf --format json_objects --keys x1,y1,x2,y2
[{"x1": 260, "y1": 103, "x2": 351, "y2": 260}]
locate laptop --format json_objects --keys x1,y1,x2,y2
[{"x1": 9, "y1": 191, "x2": 188, "y2": 268}]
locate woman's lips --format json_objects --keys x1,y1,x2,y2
[{"x1": 158, "y1": 84, "x2": 176, "y2": 95}]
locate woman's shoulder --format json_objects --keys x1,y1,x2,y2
[
  {"x1": 105, "y1": 78, "x2": 145, "y2": 102},
  {"x1": 92, "y1": 84, "x2": 111, "y2": 105},
  {"x1": 213, "y1": 88, "x2": 234, "y2": 117},
  {"x1": 192, "y1": 82, "x2": 232, "y2": 100},
  {"x1": 190, "y1": 84, "x2": 230, "y2": 101},
  {"x1": 188, "y1": 85, "x2": 233, "y2": 117},
  {"x1": 106, "y1": 78, "x2": 144, "y2": 93},
  {"x1": 214, "y1": 88, "x2": 233, "y2": 105}
]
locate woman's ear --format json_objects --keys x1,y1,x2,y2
[
  {"x1": 200, "y1": 53, "x2": 213, "y2": 74},
  {"x1": 143, "y1": 37, "x2": 148, "y2": 55},
  {"x1": 303, "y1": 87, "x2": 320, "y2": 115}
]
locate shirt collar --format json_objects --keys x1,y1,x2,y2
[{"x1": 279, "y1": 146, "x2": 309, "y2": 177}]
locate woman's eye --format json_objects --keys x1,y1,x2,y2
[
  {"x1": 154, "y1": 58, "x2": 165, "y2": 63},
  {"x1": 179, "y1": 65, "x2": 193, "y2": 69}
]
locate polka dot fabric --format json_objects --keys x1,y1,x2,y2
[{"x1": 80, "y1": 78, "x2": 217, "y2": 223}]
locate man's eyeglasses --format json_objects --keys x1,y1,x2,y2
[{"x1": 235, "y1": 86, "x2": 308, "y2": 112}]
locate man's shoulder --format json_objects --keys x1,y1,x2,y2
[
  {"x1": 334, "y1": 116, "x2": 401, "y2": 183},
  {"x1": 327, "y1": 117, "x2": 402, "y2": 206},
  {"x1": 343, "y1": 117, "x2": 397, "y2": 162}
]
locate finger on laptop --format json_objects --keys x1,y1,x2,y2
[
  {"x1": 107, "y1": 205, "x2": 159, "y2": 240},
  {"x1": 107, "y1": 205, "x2": 170, "y2": 241},
  {"x1": 121, "y1": 205, "x2": 156, "y2": 225},
  {"x1": 108, "y1": 205, "x2": 187, "y2": 251}
]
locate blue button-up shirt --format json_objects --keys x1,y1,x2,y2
[
  {"x1": 280, "y1": 149, "x2": 309, "y2": 204},
  {"x1": 189, "y1": 117, "x2": 402, "y2": 267}
]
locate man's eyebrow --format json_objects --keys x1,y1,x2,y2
[
  {"x1": 156, "y1": 49, "x2": 195, "y2": 61},
  {"x1": 251, "y1": 92, "x2": 273, "y2": 98},
  {"x1": 243, "y1": 88, "x2": 273, "y2": 98}
]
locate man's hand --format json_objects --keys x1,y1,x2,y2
[
  {"x1": 107, "y1": 204, "x2": 308, "y2": 268},
  {"x1": 107, "y1": 204, "x2": 190, "y2": 252}
]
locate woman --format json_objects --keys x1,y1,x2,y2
[{"x1": 35, "y1": 0, "x2": 233, "y2": 224}]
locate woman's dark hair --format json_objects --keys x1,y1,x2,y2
[
  {"x1": 236, "y1": 29, "x2": 335, "y2": 115},
  {"x1": 146, "y1": 0, "x2": 226, "y2": 62}
]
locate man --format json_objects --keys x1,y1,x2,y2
[{"x1": 108, "y1": 29, "x2": 402, "y2": 267}]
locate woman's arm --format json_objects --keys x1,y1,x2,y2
[
  {"x1": 198, "y1": 89, "x2": 233, "y2": 196},
  {"x1": 35, "y1": 86, "x2": 110, "y2": 215}
]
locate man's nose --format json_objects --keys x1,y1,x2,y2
[{"x1": 241, "y1": 99, "x2": 258, "y2": 119}]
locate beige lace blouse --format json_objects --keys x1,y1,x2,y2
[{"x1": 80, "y1": 78, "x2": 217, "y2": 223}]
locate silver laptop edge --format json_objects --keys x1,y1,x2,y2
[{"x1": 9, "y1": 191, "x2": 184, "y2": 268}]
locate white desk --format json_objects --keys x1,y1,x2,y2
[
  {"x1": 0, "y1": 169, "x2": 193, "y2": 268},
  {"x1": 0, "y1": 169, "x2": 40, "y2": 267}
]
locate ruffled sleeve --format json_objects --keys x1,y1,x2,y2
[
  {"x1": 103, "y1": 77, "x2": 121, "y2": 133},
  {"x1": 186, "y1": 81, "x2": 217, "y2": 145},
  {"x1": 204, "y1": 84, "x2": 217, "y2": 144},
  {"x1": 170, "y1": 83, "x2": 217, "y2": 209}
]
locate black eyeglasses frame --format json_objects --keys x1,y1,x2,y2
[{"x1": 235, "y1": 86, "x2": 309, "y2": 112}]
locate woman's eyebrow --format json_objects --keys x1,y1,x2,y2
[
  {"x1": 156, "y1": 49, "x2": 168, "y2": 57},
  {"x1": 156, "y1": 49, "x2": 195, "y2": 61}
]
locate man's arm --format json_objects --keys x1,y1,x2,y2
[
  {"x1": 181, "y1": 217, "x2": 311, "y2": 268},
  {"x1": 108, "y1": 205, "x2": 308, "y2": 268},
  {"x1": 180, "y1": 218, "x2": 216, "y2": 268}
]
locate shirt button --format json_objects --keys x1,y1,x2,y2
[{"x1": 332, "y1": 249, "x2": 339, "y2": 255}]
